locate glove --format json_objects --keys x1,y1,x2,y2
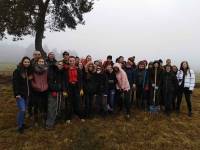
[
  {"x1": 80, "y1": 89, "x2": 84, "y2": 97},
  {"x1": 152, "y1": 84, "x2": 155, "y2": 87},
  {"x1": 63, "y1": 91, "x2": 68, "y2": 97},
  {"x1": 155, "y1": 86, "x2": 159, "y2": 90},
  {"x1": 51, "y1": 91, "x2": 57, "y2": 97}
]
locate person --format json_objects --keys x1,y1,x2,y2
[
  {"x1": 149, "y1": 61, "x2": 162, "y2": 107},
  {"x1": 30, "y1": 51, "x2": 42, "y2": 66},
  {"x1": 113, "y1": 63, "x2": 131, "y2": 118},
  {"x1": 75, "y1": 56, "x2": 80, "y2": 67},
  {"x1": 46, "y1": 52, "x2": 57, "y2": 67},
  {"x1": 62, "y1": 51, "x2": 70, "y2": 70},
  {"x1": 83, "y1": 55, "x2": 92, "y2": 66},
  {"x1": 103, "y1": 55, "x2": 114, "y2": 69},
  {"x1": 105, "y1": 64, "x2": 117, "y2": 112},
  {"x1": 46, "y1": 61, "x2": 67, "y2": 129},
  {"x1": 31, "y1": 58, "x2": 49, "y2": 127},
  {"x1": 172, "y1": 65, "x2": 178, "y2": 110},
  {"x1": 94, "y1": 65, "x2": 108, "y2": 116},
  {"x1": 134, "y1": 61, "x2": 149, "y2": 110},
  {"x1": 12, "y1": 56, "x2": 33, "y2": 133},
  {"x1": 125, "y1": 57, "x2": 136, "y2": 106},
  {"x1": 160, "y1": 65, "x2": 178, "y2": 116},
  {"x1": 84, "y1": 62, "x2": 96, "y2": 118},
  {"x1": 64, "y1": 56, "x2": 85, "y2": 124},
  {"x1": 176, "y1": 61, "x2": 195, "y2": 117}
]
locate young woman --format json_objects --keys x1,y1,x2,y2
[
  {"x1": 134, "y1": 61, "x2": 149, "y2": 110},
  {"x1": 31, "y1": 58, "x2": 48, "y2": 127},
  {"x1": 65, "y1": 56, "x2": 85, "y2": 124},
  {"x1": 176, "y1": 61, "x2": 195, "y2": 117},
  {"x1": 160, "y1": 65, "x2": 178, "y2": 116},
  {"x1": 105, "y1": 64, "x2": 117, "y2": 112},
  {"x1": 46, "y1": 61, "x2": 67, "y2": 129},
  {"x1": 94, "y1": 65, "x2": 108, "y2": 116},
  {"x1": 113, "y1": 63, "x2": 131, "y2": 118},
  {"x1": 12, "y1": 56, "x2": 33, "y2": 133},
  {"x1": 84, "y1": 62, "x2": 96, "y2": 117}
]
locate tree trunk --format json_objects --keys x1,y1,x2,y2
[{"x1": 34, "y1": 0, "x2": 50, "y2": 58}]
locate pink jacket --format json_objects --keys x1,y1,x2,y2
[{"x1": 113, "y1": 63, "x2": 130, "y2": 91}]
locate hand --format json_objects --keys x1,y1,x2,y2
[
  {"x1": 63, "y1": 91, "x2": 68, "y2": 97},
  {"x1": 80, "y1": 89, "x2": 84, "y2": 97},
  {"x1": 155, "y1": 86, "x2": 159, "y2": 90},
  {"x1": 132, "y1": 84, "x2": 136, "y2": 89},
  {"x1": 152, "y1": 84, "x2": 155, "y2": 87}
]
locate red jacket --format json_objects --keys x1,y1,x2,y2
[{"x1": 31, "y1": 71, "x2": 48, "y2": 92}]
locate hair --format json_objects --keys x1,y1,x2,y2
[
  {"x1": 63, "y1": 51, "x2": 69, "y2": 57},
  {"x1": 180, "y1": 61, "x2": 190, "y2": 75},
  {"x1": 18, "y1": 56, "x2": 31, "y2": 68}
]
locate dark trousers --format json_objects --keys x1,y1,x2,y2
[
  {"x1": 163, "y1": 91, "x2": 173, "y2": 113},
  {"x1": 32, "y1": 91, "x2": 48, "y2": 122},
  {"x1": 115, "y1": 90, "x2": 131, "y2": 114},
  {"x1": 176, "y1": 88, "x2": 192, "y2": 112},
  {"x1": 84, "y1": 93, "x2": 94, "y2": 117},
  {"x1": 136, "y1": 86, "x2": 148, "y2": 109},
  {"x1": 172, "y1": 91, "x2": 177, "y2": 110},
  {"x1": 65, "y1": 84, "x2": 82, "y2": 120}
]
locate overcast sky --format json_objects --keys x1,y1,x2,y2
[{"x1": 0, "y1": 0, "x2": 200, "y2": 70}]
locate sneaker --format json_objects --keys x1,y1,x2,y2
[
  {"x1": 66, "y1": 120, "x2": 71, "y2": 124},
  {"x1": 188, "y1": 112, "x2": 192, "y2": 117},
  {"x1": 81, "y1": 119, "x2": 85, "y2": 122},
  {"x1": 17, "y1": 127, "x2": 24, "y2": 134}
]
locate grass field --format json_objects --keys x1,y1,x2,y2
[{"x1": 0, "y1": 73, "x2": 200, "y2": 150}]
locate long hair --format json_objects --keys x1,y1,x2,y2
[
  {"x1": 180, "y1": 61, "x2": 190, "y2": 75},
  {"x1": 18, "y1": 56, "x2": 31, "y2": 68}
]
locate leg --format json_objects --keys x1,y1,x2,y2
[
  {"x1": 46, "y1": 95, "x2": 57, "y2": 127},
  {"x1": 124, "y1": 91, "x2": 131, "y2": 115},
  {"x1": 16, "y1": 97, "x2": 26, "y2": 130},
  {"x1": 184, "y1": 89, "x2": 192, "y2": 114},
  {"x1": 176, "y1": 88, "x2": 183, "y2": 112}
]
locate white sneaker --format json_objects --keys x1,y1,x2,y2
[
  {"x1": 66, "y1": 120, "x2": 71, "y2": 124},
  {"x1": 81, "y1": 119, "x2": 85, "y2": 122}
]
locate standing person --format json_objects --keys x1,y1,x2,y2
[
  {"x1": 113, "y1": 63, "x2": 131, "y2": 118},
  {"x1": 46, "y1": 52, "x2": 57, "y2": 67},
  {"x1": 160, "y1": 65, "x2": 178, "y2": 116},
  {"x1": 103, "y1": 55, "x2": 114, "y2": 69},
  {"x1": 94, "y1": 65, "x2": 108, "y2": 116},
  {"x1": 65, "y1": 56, "x2": 85, "y2": 124},
  {"x1": 134, "y1": 61, "x2": 149, "y2": 110},
  {"x1": 13, "y1": 57, "x2": 33, "y2": 133},
  {"x1": 125, "y1": 57, "x2": 136, "y2": 106},
  {"x1": 84, "y1": 62, "x2": 96, "y2": 118},
  {"x1": 62, "y1": 51, "x2": 70, "y2": 70},
  {"x1": 31, "y1": 58, "x2": 49, "y2": 127},
  {"x1": 83, "y1": 55, "x2": 92, "y2": 66},
  {"x1": 176, "y1": 61, "x2": 195, "y2": 117},
  {"x1": 105, "y1": 64, "x2": 117, "y2": 112},
  {"x1": 149, "y1": 61, "x2": 162, "y2": 107},
  {"x1": 172, "y1": 65, "x2": 178, "y2": 110},
  {"x1": 75, "y1": 56, "x2": 80, "y2": 67},
  {"x1": 31, "y1": 51, "x2": 42, "y2": 66},
  {"x1": 46, "y1": 61, "x2": 67, "y2": 129}
]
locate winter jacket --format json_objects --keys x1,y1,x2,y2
[
  {"x1": 134, "y1": 69, "x2": 149, "y2": 89},
  {"x1": 125, "y1": 66, "x2": 135, "y2": 87},
  {"x1": 12, "y1": 66, "x2": 32, "y2": 98},
  {"x1": 176, "y1": 69, "x2": 195, "y2": 91},
  {"x1": 113, "y1": 63, "x2": 130, "y2": 91},
  {"x1": 94, "y1": 72, "x2": 108, "y2": 95},
  {"x1": 160, "y1": 71, "x2": 178, "y2": 93},
  {"x1": 105, "y1": 71, "x2": 117, "y2": 90},
  {"x1": 149, "y1": 68, "x2": 162, "y2": 87},
  {"x1": 48, "y1": 66, "x2": 67, "y2": 92},
  {"x1": 31, "y1": 65, "x2": 48, "y2": 92}
]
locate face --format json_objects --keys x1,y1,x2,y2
[
  {"x1": 113, "y1": 67, "x2": 119, "y2": 73},
  {"x1": 57, "y1": 62, "x2": 63, "y2": 70},
  {"x1": 38, "y1": 58, "x2": 45, "y2": 65},
  {"x1": 86, "y1": 55, "x2": 92, "y2": 62},
  {"x1": 172, "y1": 66, "x2": 177, "y2": 72},
  {"x1": 139, "y1": 64, "x2": 145, "y2": 69},
  {"x1": 78, "y1": 62, "x2": 83, "y2": 70},
  {"x1": 128, "y1": 60, "x2": 133, "y2": 65},
  {"x1": 182, "y1": 62, "x2": 188, "y2": 69},
  {"x1": 88, "y1": 64, "x2": 94, "y2": 72},
  {"x1": 23, "y1": 59, "x2": 31, "y2": 68},
  {"x1": 33, "y1": 51, "x2": 41, "y2": 59},
  {"x1": 69, "y1": 58, "x2": 75, "y2": 66},
  {"x1": 63, "y1": 54, "x2": 69, "y2": 60},
  {"x1": 96, "y1": 66, "x2": 101, "y2": 73},
  {"x1": 154, "y1": 63, "x2": 159, "y2": 68},
  {"x1": 166, "y1": 59, "x2": 171, "y2": 65},
  {"x1": 106, "y1": 65, "x2": 113, "y2": 73},
  {"x1": 48, "y1": 53, "x2": 55, "y2": 60},
  {"x1": 119, "y1": 57, "x2": 124, "y2": 63},
  {"x1": 75, "y1": 57, "x2": 80, "y2": 64},
  {"x1": 148, "y1": 64, "x2": 153, "y2": 69},
  {"x1": 166, "y1": 66, "x2": 171, "y2": 72}
]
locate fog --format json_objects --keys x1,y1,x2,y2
[{"x1": 0, "y1": 0, "x2": 200, "y2": 71}]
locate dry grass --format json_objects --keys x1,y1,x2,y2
[{"x1": 0, "y1": 75, "x2": 200, "y2": 150}]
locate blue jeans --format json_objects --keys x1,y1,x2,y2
[
  {"x1": 16, "y1": 98, "x2": 26, "y2": 128},
  {"x1": 107, "y1": 89, "x2": 115, "y2": 109}
]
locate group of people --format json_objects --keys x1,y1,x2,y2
[{"x1": 12, "y1": 50, "x2": 195, "y2": 133}]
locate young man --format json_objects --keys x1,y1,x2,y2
[
  {"x1": 62, "y1": 51, "x2": 70, "y2": 70},
  {"x1": 65, "y1": 56, "x2": 85, "y2": 124}
]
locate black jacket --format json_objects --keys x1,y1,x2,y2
[
  {"x1": 83, "y1": 71, "x2": 96, "y2": 94},
  {"x1": 48, "y1": 66, "x2": 67, "y2": 92},
  {"x1": 105, "y1": 71, "x2": 117, "y2": 90},
  {"x1": 94, "y1": 72, "x2": 108, "y2": 95},
  {"x1": 12, "y1": 66, "x2": 32, "y2": 98}
]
